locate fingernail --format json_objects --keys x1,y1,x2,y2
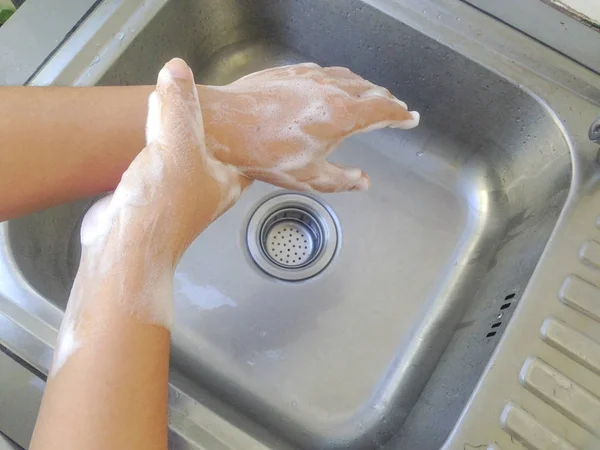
[
  {"x1": 352, "y1": 176, "x2": 370, "y2": 191},
  {"x1": 145, "y1": 92, "x2": 161, "y2": 144},
  {"x1": 345, "y1": 167, "x2": 363, "y2": 181},
  {"x1": 410, "y1": 111, "x2": 420, "y2": 126},
  {"x1": 165, "y1": 58, "x2": 191, "y2": 80}
]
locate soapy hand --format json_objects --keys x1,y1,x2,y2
[
  {"x1": 81, "y1": 59, "x2": 247, "y2": 264},
  {"x1": 82, "y1": 59, "x2": 419, "y2": 265},
  {"x1": 199, "y1": 62, "x2": 419, "y2": 192}
]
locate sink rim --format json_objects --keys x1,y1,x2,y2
[{"x1": 1, "y1": 0, "x2": 599, "y2": 449}]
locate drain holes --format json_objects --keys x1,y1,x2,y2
[
  {"x1": 247, "y1": 193, "x2": 339, "y2": 281},
  {"x1": 262, "y1": 208, "x2": 321, "y2": 268},
  {"x1": 501, "y1": 292, "x2": 516, "y2": 310},
  {"x1": 485, "y1": 292, "x2": 517, "y2": 338}
]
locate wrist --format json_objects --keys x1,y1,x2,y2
[{"x1": 76, "y1": 248, "x2": 175, "y2": 327}]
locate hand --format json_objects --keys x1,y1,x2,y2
[
  {"x1": 81, "y1": 59, "x2": 420, "y2": 266},
  {"x1": 81, "y1": 58, "x2": 247, "y2": 264},
  {"x1": 198, "y1": 63, "x2": 419, "y2": 192}
]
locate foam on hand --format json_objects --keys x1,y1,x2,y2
[
  {"x1": 205, "y1": 62, "x2": 419, "y2": 192},
  {"x1": 52, "y1": 59, "x2": 229, "y2": 377},
  {"x1": 51, "y1": 60, "x2": 420, "y2": 377}
]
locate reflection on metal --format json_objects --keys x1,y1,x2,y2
[
  {"x1": 463, "y1": 0, "x2": 600, "y2": 74},
  {"x1": 590, "y1": 116, "x2": 600, "y2": 143},
  {"x1": 542, "y1": 0, "x2": 600, "y2": 30},
  {"x1": 0, "y1": 0, "x2": 99, "y2": 85}
]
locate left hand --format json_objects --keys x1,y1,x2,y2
[{"x1": 197, "y1": 62, "x2": 419, "y2": 192}]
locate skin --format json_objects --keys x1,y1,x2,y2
[
  {"x1": 24, "y1": 58, "x2": 418, "y2": 449},
  {"x1": 0, "y1": 63, "x2": 417, "y2": 221}
]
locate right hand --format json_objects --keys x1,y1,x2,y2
[
  {"x1": 82, "y1": 59, "x2": 246, "y2": 264},
  {"x1": 198, "y1": 63, "x2": 419, "y2": 193}
]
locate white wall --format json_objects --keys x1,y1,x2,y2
[{"x1": 559, "y1": 0, "x2": 600, "y2": 22}]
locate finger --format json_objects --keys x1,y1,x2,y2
[
  {"x1": 290, "y1": 62, "x2": 323, "y2": 75},
  {"x1": 301, "y1": 95, "x2": 419, "y2": 143},
  {"x1": 323, "y1": 66, "x2": 371, "y2": 84},
  {"x1": 305, "y1": 161, "x2": 371, "y2": 193},
  {"x1": 232, "y1": 62, "x2": 323, "y2": 85},
  {"x1": 322, "y1": 67, "x2": 398, "y2": 101},
  {"x1": 239, "y1": 167, "x2": 312, "y2": 191},
  {"x1": 146, "y1": 58, "x2": 205, "y2": 150},
  {"x1": 347, "y1": 96, "x2": 420, "y2": 132}
]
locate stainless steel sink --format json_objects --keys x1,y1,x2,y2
[{"x1": 2, "y1": 0, "x2": 600, "y2": 449}]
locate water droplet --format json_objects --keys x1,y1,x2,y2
[
  {"x1": 416, "y1": 151, "x2": 424, "y2": 157},
  {"x1": 116, "y1": 32, "x2": 124, "y2": 41}
]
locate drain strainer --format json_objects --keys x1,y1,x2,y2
[
  {"x1": 262, "y1": 208, "x2": 320, "y2": 268},
  {"x1": 247, "y1": 193, "x2": 339, "y2": 281}
]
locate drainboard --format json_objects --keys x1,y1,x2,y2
[{"x1": 2, "y1": 0, "x2": 579, "y2": 448}]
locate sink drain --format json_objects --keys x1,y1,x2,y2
[
  {"x1": 262, "y1": 208, "x2": 321, "y2": 268},
  {"x1": 247, "y1": 193, "x2": 339, "y2": 281}
]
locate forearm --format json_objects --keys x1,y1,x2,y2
[
  {"x1": 0, "y1": 86, "x2": 150, "y2": 220},
  {"x1": 30, "y1": 252, "x2": 173, "y2": 450},
  {"x1": 0, "y1": 85, "x2": 234, "y2": 221},
  {"x1": 31, "y1": 314, "x2": 171, "y2": 450},
  {"x1": 0, "y1": 66, "x2": 416, "y2": 221}
]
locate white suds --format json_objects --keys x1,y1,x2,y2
[
  {"x1": 49, "y1": 270, "x2": 87, "y2": 377},
  {"x1": 79, "y1": 195, "x2": 113, "y2": 247},
  {"x1": 145, "y1": 92, "x2": 162, "y2": 144},
  {"x1": 204, "y1": 63, "x2": 419, "y2": 191},
  {"x1": 390, "y1": 111, "x2": 420, "y2": 129},
  {"x1": 50, "y1": 321, "x2": 81, "y2": 377}
]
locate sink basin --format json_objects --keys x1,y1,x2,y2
[{"x1": 5, "y1": 0, "x2": 573, "y2": 448}]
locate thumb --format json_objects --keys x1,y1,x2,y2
[{"x1": 146, "y1": 58, "x2": 205, "y2": 152}]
